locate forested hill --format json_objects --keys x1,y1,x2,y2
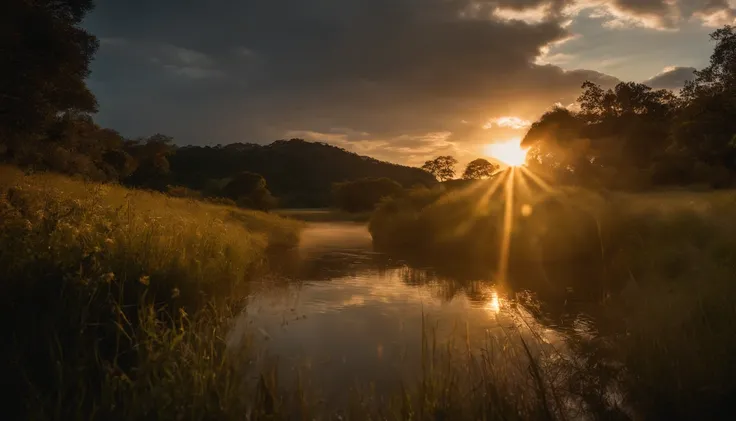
[{"x1": 168, "y1": 139, "x2": 436, "y2": 207}]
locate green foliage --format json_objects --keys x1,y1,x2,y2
[
  {"x1": 0, "y1": 166, "x2": 301, "y2": 419},
  {"x1": 2, "y1": 113, "x2": 137, "y2": 182},
  {"x1": 462, "y1": 158, "x2": 499, "y2": 180},
  {"x1": 422, "y1": 155, "x2": 458, "y2": 181},
  {"x1": 370, "y1": 172, "x2": 609, "y2": 270},
  {"x1": 169, "y1": 139, "x2": 436, "y2": 208},
  {"x1": 332, "y1": 177, "x2": 404, "y2": 212},
  {"x1": 523, "y1": 26, "x2": 736, "y2": 189},
  {"x1": 1, "y1": 0, "x2": 98, "y2": 142},
  {"x1": 124, "y1": 134, "x2": 176, "y2": 189},
  {"x1": 370, "y1": 171, "x2": 736, "y2": 419},
  {"x1": 222, "y1": 171, "x2": 278, "y2": 211}
]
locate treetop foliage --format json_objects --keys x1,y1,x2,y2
[
  {"x1": 522, "y1": 26, "x2": 736, "y2": 189},
  {"x1": 332, "y1": 177, "x2": 404, "y2": 212},
  {"x1": 422, "y1": 156, "x2": 458, "y2": 182},
  {"x1": 462, "y1": 158, "x2": 499, "y2": 180},
  {"x1": 2, "y1": 0, "x2": 98, "y2": 139}
]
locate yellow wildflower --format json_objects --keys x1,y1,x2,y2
[
  {"x1": 139, "y1": 275, "x2": 150, "y2": 286},
  {"x1": 102, "y1": 272, "x2": 115, "y2": 283},
  {"x1": 171, "y1": 287, "x2": 180, "y2": 298}
]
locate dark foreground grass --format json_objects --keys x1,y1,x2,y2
[
  {"x1": 370, "y1": 171, "x2": 736, "y2": 420},
  {"x1": 0, "y1": 166, "x2": 303, "y2": 419}
]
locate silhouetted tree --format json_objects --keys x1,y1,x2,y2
[
  {"x1": 125, "y1": 134, "x2": 175, "y2": 189},
  {"x1": 1, "y1": 0, "x2": 98, "y2": 148},
  {"x1": 332, "y1": 177, "x2": 404, "y2": 212},
  {"x1": 462, "y1": 159, "x2": 499, "y2": 180},
  {"x1": 422, "y1": 156, "x2": 458, "y2": 181},
  {"x1": 168, "y1": 139, "x2": 435, "y2": 208},
  {"x1": 523, "y1": 80, "x2": 679, "y2": 188},
  {"x1": 672, "y1": 25, "x2": 736, "y2": 179},
  {"x1": 222, "y1": 171, "x2": 277, "y2": 211}
]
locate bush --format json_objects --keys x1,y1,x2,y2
[
  {"x1": 370, "y1": 169, "x2": 736, "y2": 419},
  {"x1": 333, "y1": 177, "x2": 404, "y2": 213},
  {"x1": 223, "y1": 171, "x2": 278, "y2": 211}
]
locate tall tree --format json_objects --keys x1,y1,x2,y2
[
  {"x1": 1, "y1": 0, "x2": 98, "y2": 145},
  {"x1": 222, "y1": 171, "x2": 277, "y2": 211},
  {"x1": 422, "y1": 156, "x2": 458, "y2": 181},
  {"x1": 462, "y1": 158, "x2": 499, "y2": 180},
  {"x1": 674, "y1": 25, "x2": 736, "y2": 175},
  {"x1": 124, "y1": 134, "x2": 176, "y2": 189}
]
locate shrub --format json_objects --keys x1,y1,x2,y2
[
  {"x1": 333, "y1": 177, "x2": 405, "y2": 213},
  {"x1": 370, "y1": 169, "x2": 736, "y2": 419},
  {"x1": 223, "y1": 171, "x2": 278, "y2": 211}
]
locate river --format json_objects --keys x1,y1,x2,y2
[{"x1": 229, "y1": 221, "x2": 591, "y2": 402}]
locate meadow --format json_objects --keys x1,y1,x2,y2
[{"x1": 0, "y1": 166, "x2": 303, "y2": 419}]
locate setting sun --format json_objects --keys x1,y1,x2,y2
[{"x1": 484, "y1": 138, "x2": 529, "y2": 167}]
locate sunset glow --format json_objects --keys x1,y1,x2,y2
[{"x1": 484, "y1": 139, "x2": 529, "y2": 167}]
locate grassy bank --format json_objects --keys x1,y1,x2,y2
[
  {"x1": 370, "y1": 169, "x2": 736, "y2": 420},
  {"x1": 0, "y1": 166, "x2": 302, "y2": 419},
  {"x1": 5, "y1": 165, "x2": 736, "y2": 419},
  {"x1": 0, "y1": 166, "x2": 602, "y2": 420}
]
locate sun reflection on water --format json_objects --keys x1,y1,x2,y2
[{"x1": 485, "y1": 290, "x2": 501, "y2": 314}]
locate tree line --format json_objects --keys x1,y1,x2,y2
[
  {"x1": 418, "y1": 27, "x2": 736, "y2": 191},
  {"x1": 3, "y1": 1, "x2": 736, "y2": 210},
  {"x1": 523, "y1": 27, "x2": 736, "y2": 190},
  {"x1": 421, "y1": 156, "x2": 500, "y2": 181},
  {"x1": 0, "y1": 0, "x2": 434, "y2": 210}
]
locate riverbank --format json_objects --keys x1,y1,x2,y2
[
  {"x1": 4, "y1": 166, "x2": 736, "y2": 420},
  {"x1": 369, "y1": 170, "x2": 736, "y2": 419},
  {"x1": 0, "y1": 166, "x2": 303, "y2": 419}
]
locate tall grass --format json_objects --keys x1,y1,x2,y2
[
  {"x1": 370, "y1": 172, "x2": 736, "y2": 420},
  {"x1": 0, "y1": 166, "x2": 302, "y2": 419},
  {"x1": 0, "y1": 166, "x2": 609, "y2": 420},
  {"x1": 5, "y1": 165, "x2": 736, "y2": 419}
]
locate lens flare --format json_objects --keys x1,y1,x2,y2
[{"x1": 484, "y1": 138, "x2": 529, "y2": 167}]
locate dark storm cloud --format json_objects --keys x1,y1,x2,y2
[
  {"x1": 85, "y1": 0, "x2": 621, "y2": 161},
  {"x1": 643, "y1": 66, "x2": 697, "y2": 89}
]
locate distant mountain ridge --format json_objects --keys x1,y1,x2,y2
[{"x1": 169, "y1": 139, "x2": 437, "y2": 207}]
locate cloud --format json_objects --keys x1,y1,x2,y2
[
  {"x1": 483, "y1": 116, "x2": 533, "y2": 130},
  {"x1": 643, "y1": 66, "x2": 697, "y2": 88},
  {"x1": 81, "y1": 0, "x2": 677, "y2": 165},
  {"x1": 556, "y1": 0, "x2": 736, "y2": 30},
  {"x1": 153, "y1": 44, "x2": 224, "y2": 79}
]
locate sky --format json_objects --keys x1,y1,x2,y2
[{"x1": 84, "y1": 0, "x2": 736, "y2": 167}]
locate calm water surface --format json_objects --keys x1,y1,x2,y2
[{"x1": 230, "y1": 222, "x2": 586, "y2": 398}]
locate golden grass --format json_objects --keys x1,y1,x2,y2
[
  {"x1": 369, "y1": 173, "x2": 736, "y2": 419},
  {"x1": 0, "y1": 165, "x2": 302, "y2": 419}
]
